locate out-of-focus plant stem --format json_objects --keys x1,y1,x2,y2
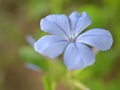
[{"x1": 67, "y1": 70, "x2": 89, "y2": 90}]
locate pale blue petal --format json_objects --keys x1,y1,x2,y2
[
  {"x1": 69, "y1": 11, "x2": 79, "y2": 31},
  {"x1": 40, "y1": 14, "x2": 71, "y2": 40},
  {"x1": 34, "y1": 35, "x2": 69, "y2": 58},
  {"x1": 64, "y1": 43, "x2": 95, "y2": 70},
  {"x1": 76, "y1": 28, "x2": 113, "y2": 50},
  {"x1": 69, "y1": 11, "x2": 91, "y2": 36}
]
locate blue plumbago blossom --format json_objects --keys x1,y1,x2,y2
[{"x1": 34, "y1": 11, "x2": 113, "y2": 70}]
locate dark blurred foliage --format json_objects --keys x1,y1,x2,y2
[{"x1": 0, "y1": 0, "x2": 120, "y2": 90}]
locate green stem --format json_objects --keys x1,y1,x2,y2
[{"x1": 66, "y1": 70, "x2": 90, "y2": 90}]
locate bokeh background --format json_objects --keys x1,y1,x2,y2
[{"x1": 0, "y1": 0, "x2": 120, "y2": 90}]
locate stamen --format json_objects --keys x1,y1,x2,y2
[{"x1": 70, "y1": 32, "x2": 76, "y2": 42}]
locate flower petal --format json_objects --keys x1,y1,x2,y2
[
  {"x1": 34, "y1": 35, "x2": 68, "y2": 58},
  {"x1": 64, "y1": 43, "x2": 95, "y2": 70},
  {"x1": 69, "y1": 11, "x2": 91, "y2": 36},
  {"x1": 76, "y1": 28, "x2": 113, "y2": 50},
  {"x1": 40, "y1": 14, "x2": 71, "y2": 40}
]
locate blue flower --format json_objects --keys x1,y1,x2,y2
[{"x1": 34, "y1": 11, "x2": 113, "y2": 70}]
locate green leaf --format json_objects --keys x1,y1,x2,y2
[{"x1": 19, "y1": 46, "x2": 49, "y2": 71}]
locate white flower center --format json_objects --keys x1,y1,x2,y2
[{"x1": 70, "y1": 33, "x2": 77, "y2": 42}]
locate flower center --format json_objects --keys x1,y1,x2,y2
[{"x1": 70, "y1": 33, "x2": 76, "y2": 42}]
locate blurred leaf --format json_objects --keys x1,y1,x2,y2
[{"x1": 19, "y1": 46, "x2": 49, "y2": 71}]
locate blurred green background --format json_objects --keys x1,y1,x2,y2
[{"x1": 0, "y1": 0, "x2": 120, "y2": 90}]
